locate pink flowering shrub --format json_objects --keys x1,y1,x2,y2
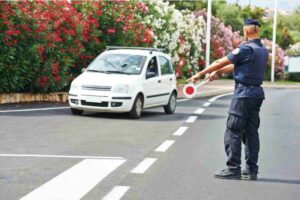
[
  {"x1": 0, "y1": 0, "x2": 152, "y2": 93},
  {"x1": 194, "y1": 10, "x2": 242, "y2": 70},
  {"x1": 262, "y1": 38, "x2": 285, "y2": 80}
]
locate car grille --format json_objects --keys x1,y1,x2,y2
[
  {"x1": 81, "y1": 100, "x2": 109, "y2": 107},
  {"x1": 81, "y1": 85, "x2": 112, "y2": 91}
]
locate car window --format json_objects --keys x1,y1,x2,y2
[
  {"x1": 87, "y1": 54, "x2": 146, "y2": 75},
  {"x1": 146, "y1": 56, "x2": 159, "y2": 77},
  {"x1": 159, "y1": 56, "x2": 173, "y2": 75}
]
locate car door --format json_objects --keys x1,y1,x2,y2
[
  {"x1": 158, "y1": 55, "x2": 175, "y2": 103},
  {"x1": 143, "y1": 56, "x2": 164, "y2": 106}
]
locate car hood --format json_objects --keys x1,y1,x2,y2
[{"x1": 73, "y1": 71, "x2": 140, "y2": 86}]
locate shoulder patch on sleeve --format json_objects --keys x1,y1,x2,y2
[{"x1": 232, "y1": 48, "x2": 240, "y2": 55}]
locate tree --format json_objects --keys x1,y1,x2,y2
[{"x1": 216, "y1": 4, "x2": 243, "y2": 32}]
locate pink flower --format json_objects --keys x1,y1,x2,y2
[
  {"x1": 96, "y1": 10, "x2": 102, "y2": 16},
  {"x1": 107, "y1": 28, "x2": 116, "y2": 35}
]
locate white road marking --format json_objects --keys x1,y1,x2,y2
[
  {"x1": 20, "y1": 159, "x2": 126, "y2": 200},
  {"x1": 186, "y1": 116, "x2": 198, "y2": 123},
  {"x1": 131, "y1": 158, "x2": 157, "y2": 174},
  {"x1": 203, "y1": 102, "x2": 211, "y2": 107},
  {"x1": 177, "y1": 99, "x2": 189, "y2": 102},
  {"x1": 0, "y1": 154, "x2": 124, "y2": 160},
  {"x1": 208, "y1": 92, "x2": 233, "y2": 102},
  {"x1": 173, "y1": 126, "x2": 188, "y2": 136},
  {"x1": 0, "y1": 107, "x2": 70, "y2": 113},
  {"x1": 155, "y1": 140, "x2": 175, "y2": 152},
  {"x1": 103, "y1": 186, "x2": 130, "y2": 200},
  {"x1": 194, "y1": 108, "x2": 205, "y2": 114}
]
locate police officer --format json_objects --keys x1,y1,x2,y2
[{"x1": 187, "y1": 19, "x2": 269, "y2": 180}]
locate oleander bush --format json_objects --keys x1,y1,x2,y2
[
  {"x1": 0, "y1": 0, "x2": 150, "y2": 93},
  {"x1": 262, "y1": 38, "x2": 286, "y2": 80},
  {"x1": 0, "y1": 0, "x2": 288, "y2": 93}
]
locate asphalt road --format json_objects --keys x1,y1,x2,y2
[{"x1": 0, "y1": 89, "x2": 299, "y2": 200}]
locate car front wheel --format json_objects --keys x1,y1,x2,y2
[
  {"x1": 71, "y1": 108, "x2": 84, "y2": 115},
  {"x1": 129, "y1": 95, "x2": 143, "y2": 119},
  {"x1": 164, "y1": 92, "x2": 177, "y2": 114}
]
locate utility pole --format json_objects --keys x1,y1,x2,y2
[
  {"x1": 205, "y1": 0, "x2": 212, "y2": 69},
  {"x1": 271, "y1": 0, "x2": 278, "y2": 82}
]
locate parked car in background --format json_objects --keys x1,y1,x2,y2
[{"x1": 68, "y1": 46, "x2": 177, "y2": 119}]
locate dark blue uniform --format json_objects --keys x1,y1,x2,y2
[{"x1": 225, "y1": 38, "x2": 269, "y2": 173}]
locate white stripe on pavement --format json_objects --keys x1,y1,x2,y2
[
  {"x1": 208, "y1": 92, "x2": 233, "y2": 102},
  {"x1": 0, "y1": 154, "x2": 124, "y2": 160},
  {"x1": 202, "y1": 102, "x2": 211, "y2": 107},
  {"x1": 177, "y1": 99, "x2": 189, "y2": 102},
  {"x1": 20, "y1": 159, "x2": 125, "y2": 200},
  {"x1": 186, "y1": 116, "x2": 198, "y2": 123},
  {"x1": 155, "y1": 140, "x2": 175, "y2": 152},
  {"x1": 131, "y1": 158, "x2": 157, "y2": 174},
  {"x1": 103, "y1": 186, "x2": 130, "y2": 200},
  {"x1": 173, "y1": 126, "x2": 188, "y2": 136},
  {"x1": 194, "y1": 108, "x2": 205, "y2": 114},
  {"x1": 0, "y1": 107, "x2": 70, "y2": 113}
]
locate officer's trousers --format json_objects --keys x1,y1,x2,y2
[{"x1": 225, "y1": 97, "x2": 263, "y2": 173}]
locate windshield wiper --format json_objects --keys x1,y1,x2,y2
[
  {"x1": 87, "y1": 69, "x2": 111, "y2": 74},
  {"x1": 105, "y1": 70, "x2": 130, "y2": 75}
]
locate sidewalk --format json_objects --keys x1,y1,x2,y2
[{"x1": 177, "y1": 80, "x2": 300, "y2": 99}]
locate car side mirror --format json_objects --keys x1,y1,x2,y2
[
  {"x1": 81, "y1": 68, "x2": 87, "y2": 73},
  {"x1": 146, "y1": 71, "x2": 156, "y2": 79}
]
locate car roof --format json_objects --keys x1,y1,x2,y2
[{"x1": 102, "y1": 49, "x2": 171, "y2": 59}]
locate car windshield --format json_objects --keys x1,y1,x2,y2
[{"x1": 87, "y1": 54, "x2": 147, "y2": 75}]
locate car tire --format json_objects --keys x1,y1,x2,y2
[
  {"x1": 71, "y1": 108, "x2": 84, "y2": 115},
  {"x1": 164, "y1": 92, "x2": 177, "y2": 114},
  {"x1": 129, "y1": 95, "x2": 143, "y2": 119}
]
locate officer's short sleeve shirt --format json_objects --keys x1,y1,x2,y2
[
  {"x1": 226, "y1": 43, "x2": 265, "y2": 99},
  {"x1": 227, "y1": 45, "x2": 254, "y2": 65}
]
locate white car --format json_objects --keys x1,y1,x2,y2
[{"x1": 68, "y1": 46, "x2": 177, "y2": 118}]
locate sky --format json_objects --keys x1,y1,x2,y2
[{"x1": 227, "y1": 0, "x2": 300, "y2": 12}]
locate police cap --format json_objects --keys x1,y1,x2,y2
[{"x1": 244, "y1": 19, "x2": 261, "y2": 27}]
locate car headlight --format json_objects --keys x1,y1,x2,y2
[
  {"x1": 70, "y1": 83, "x2": 79, "y2": 90},
  {"x1": 112, "y1": 84, "x2": 129, "y2": 93}
]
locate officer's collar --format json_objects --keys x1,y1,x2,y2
[{"x1": 246, "y1": 38, "x2": 261, "y2": 44}]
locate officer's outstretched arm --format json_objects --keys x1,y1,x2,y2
[
  {"x1": 207, "y1": 64, "x2": 234, "y2": 82},
  {"x1": 187, "y1": 56, "x2": 231, "y2": 83}
]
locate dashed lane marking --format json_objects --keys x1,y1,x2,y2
[
  {"x1": 202, "y1": 102, "x2": 211, "y2": 107},
  {"x1": 194, "y1": 108, "x2": 205, "y2": 114},
  {"x1": 155, "y1": 140, "x2": 175, "y2": 152},
  {"x1": 185, "y1": 116, "x2": 198, "y2": 123},
  {"x1": 103, "y1": 186, "x2": 130, "y2": 200},
  {"x1": 173, "y1": 126, "x2": 188, "y2": 136},
  {"x1": 131, "y1": 158, "x2": 157, "y2": 174}
]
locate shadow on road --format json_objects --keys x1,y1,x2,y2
[
  {"x1": 197, "y1": 114, "x2": 226, "y2": 120},
  {"x1": 209, "y1": 103, "x2": 228, "y2": 108},
  {"x1": 258, "y1": 178, "x2": 300, "y2": 185}
]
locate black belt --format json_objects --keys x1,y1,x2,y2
[{"x1": 235, "y1": 82, "x2": 261, "y2": 87}]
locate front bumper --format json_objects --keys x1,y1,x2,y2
[{"x1": 68, "y1": 93, "x2": 134, "y2": 113}]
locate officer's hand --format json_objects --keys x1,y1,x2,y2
[
  {"x1": 207, "y1": 71, "x2": 221, "y2": 82},
  {"x1": 186, "y1": 73, "x2": 202, "y2": 84}
]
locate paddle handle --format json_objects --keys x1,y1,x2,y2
[{"x1": 195, "y1": 79, "x2": 210, "y2": 88}]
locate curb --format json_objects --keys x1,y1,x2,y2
[
  {"x1": 0, "y1": 92, "x2": 68, "y2": 104},
  {"x1": 262, "y1": 84, "x2": 300, "y2": 89}
]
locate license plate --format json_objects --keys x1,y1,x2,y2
[{"x1": 85, "y1": 96, "x2": 102, "y2": 103}]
